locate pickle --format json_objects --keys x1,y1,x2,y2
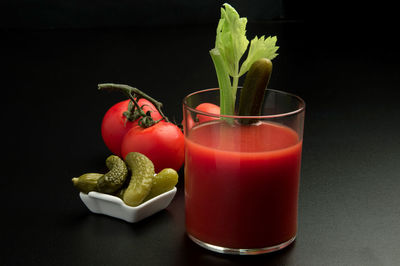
[
  {"x1": 144, "y1": 168, "x2": 178, "y2": 201},
  {"x1": 238, "y1": 58, "x2": 273, "y2": 124},
  {"x1": 97, "y1": 155, "x2": 128, "y2": 194},
  {"x1": 123, "y1": 152, "x2": 155, "y2": 207},
  {"x1": 72, "y1": 173, "x2": 102, "y2": 194},
  {"x1": 114, "y1": 187, "x2": 127, "y2": 199}
]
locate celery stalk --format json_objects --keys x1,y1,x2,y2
[{"x1": 209, "y1": 48, "x2": 235, "y2": 115}]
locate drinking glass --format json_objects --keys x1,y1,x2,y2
[{"x1": 183, "y1": 88, "x2": 305, "y2": 255}]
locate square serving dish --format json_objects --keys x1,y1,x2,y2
[{"x1": 79, "y1": 187, "x2": 177, "y2": 223}]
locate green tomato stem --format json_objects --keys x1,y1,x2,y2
[{"x1": 98, "y1": 83, "x2": 170, "y2": 127}]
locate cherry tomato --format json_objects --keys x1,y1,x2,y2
[
  {"x1": 121, "y1": 121, "x2": 185, "y2": 172},
  {"x1": 183, "y1": 102, "x2": 220, "y2": 132},
  {"x1": 182, "y1": 114, "x2": 195, "y2": 134},
  {"x1": 101, "y1": 99, "x2": 162, "y2": 157},
  {"x1": 196, "y1": 103, "x2": 220, "y2": 123}
]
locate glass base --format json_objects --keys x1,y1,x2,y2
[{"x1": 188, "y1": 234, "x2": 296, "y2": 255}]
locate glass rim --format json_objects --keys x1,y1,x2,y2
[{"x1": 183, "y1": 88, "x2": 306, "y2": 119}]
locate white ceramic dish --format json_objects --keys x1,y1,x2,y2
[{"x1": 79, "y1": 187, "x2": 177, "y2": 223}]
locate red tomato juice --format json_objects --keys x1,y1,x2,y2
[{"x1": 185, "y1": 121, "x2": 302, "y2": 249}]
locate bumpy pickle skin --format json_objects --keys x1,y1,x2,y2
[
  {"x1": 97, "y1": 155, "x2": 128, "y2": 194},
  {"x1": 72, "y1": 173, "x2": 103, "y2": 194},
  {"x1": 123, "y1": 152, "x2": 155, "y2": 207},
  {"x1": 144, "y1": 168, "x2": 178, "y2": 201}
]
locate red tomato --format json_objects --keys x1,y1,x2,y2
[
  {"x1": 182, "y1": 115, "x2": 195, "y2": 133},
  {"x1": 182, "y1": 103, "x2": 220, "y2": 133},
  {"x1": 196, "y1": 103, "x2": 220, "y2": 123},
  {"x1": 101, "y1": 99, "x2": 162, "y2": 156},
  {"x1": 121, "y1": 121, "x2": 185, "y2": 172}
]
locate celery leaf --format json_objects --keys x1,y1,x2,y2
[
  {"x1": 215, "y1": 3, "x2": 249, "y2": 77},
  {"x1": 239, "y1": 36, "x2": 279, "y2": 76}
]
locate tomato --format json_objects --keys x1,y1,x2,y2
[
  {"x1": 183, "y1": 114, "x2": 195, "y2": 133},
  {"x1": 183, "y1": 102, "x2": 220, "y2": 133},
  {"x1": 101, "y1": 99, "x2": 162, "y2": 157},
  {"x1": 121, "y1": 121, "x2": 185, "y2": 172},
  {"x1": 195, "y1": 103, "x2": 220, "y2": 123}
]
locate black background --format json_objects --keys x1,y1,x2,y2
[
  {"x1": 0, "y1": 0, "x2": 300, "y2": 29},
  {"x1": 2, "y1": 1, "x2": 400, "y2": 265}
]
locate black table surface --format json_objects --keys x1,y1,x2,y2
[{"x1": 2, "y1": 21, "x2": 400, "y2": 265}]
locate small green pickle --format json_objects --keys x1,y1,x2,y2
[
  {"x1": 114, "y1": 187, "x2": 127, "y2": 199},
  {"x1": 97, "y1": 155, "x2": 128, "y2": 194},
  {"x1": 72, "y1": 173, "x2": 103, "y2": 194},
  {"x1": 144, "y1": 168, "x2": 178, "y2": 201},
  {"x1": 123, "y1": 152, "x2": 154, "y2": 207}
]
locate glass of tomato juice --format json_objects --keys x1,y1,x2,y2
[{"x1": 182, "y1": 88, "x2": 305, "y2": 255}]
